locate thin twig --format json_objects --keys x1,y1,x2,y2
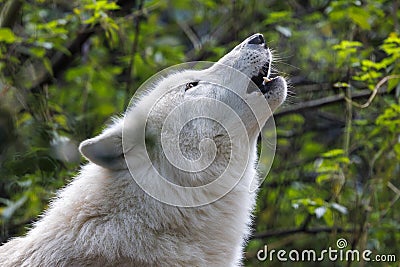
[
  {"x1": 275, "y1": 87, "x2": 388, "y2": 117},
  {"x1": 344, "y1": 75, "x2": 400, "y2": 109},
  {"x1": 177, "y1": 20, "x2": 201, "y2": 50},
  {"x1": 380, "y1": 182, "x2": 400, "y2": 220}
]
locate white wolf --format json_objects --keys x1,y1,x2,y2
[{"x1": 0, "y1": 33, "x2": 286, "y2": 266}]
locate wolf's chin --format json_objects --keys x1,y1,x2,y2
[{"x1": 260, "y1": 76, "x2": 286, "y2": 94}]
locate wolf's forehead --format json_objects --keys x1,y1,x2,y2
[
  {"x1": 158, "y1": 65, "x2": 246, "y2": 83},
  {"x1": 159, "y1": 70, "x2": 203, "y2": 87},
  {"x1": 162, "y1": 67, "x2": 248, "y2": 87}
]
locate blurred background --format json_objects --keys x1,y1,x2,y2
[{"x1": 0, "y1": 0, "x2": 399, "y2": 266}]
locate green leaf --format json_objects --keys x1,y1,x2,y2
[
  {"x1": 348, "y1": 7, "x2": 371, "y2": 30},
  {"x1": 336, "y1": 156, "x2": 350, "y2": 164},
  {"x1": 43, "y1": 57, "x2": 53, "y2": 76},
  {"x1": 29, "y1": 47, "x2": 46, "y2": 57},
  {"x1": 0, "y1": 28, "x2": 18, "y2": 43},
  {"x1": 321, "y1": 149, "x2": 344, "y2": 158},
  {"x1": 361, "y1": 59, "x2": 381, "y2": 70},
  {"x1": 333, "y1": 40, "x2": 363, "y2": 51},
  {"x1": 263, "y1": 11, "x2": 293, "y2": 25},
  {"x1": 322, "y1": 208, "x2": 334, "y2": 227},
  {"x1": 317, "y1": 165, "x2": 340, "y2": 172},
  {"x1": 387, "y1": 77, "x2": 400, "y2": 92},
  {"x1": 333, "y1": 82, "x2": 350, "y2": 88},
  {"x1": 316, "y1": 173, "x2": 333, "y2": 184},
  {"x1": 394, "y1": 143, "x2": 400, "y2": 160}
]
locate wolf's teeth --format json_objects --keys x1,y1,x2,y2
[{"x1": 263, "y1": 77, "x2": 271, "y2": 83}]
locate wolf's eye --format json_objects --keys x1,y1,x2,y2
[{"x1": 185, "y1": 81, "x2": 199, "y2": 91}]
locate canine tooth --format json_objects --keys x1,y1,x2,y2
[{"x1": 263, "y1": 77, "x2": 271, "y2": 83}]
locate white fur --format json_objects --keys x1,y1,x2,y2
[{"x1": 0, "y1": 34, "x2": 286, "y2": 266}]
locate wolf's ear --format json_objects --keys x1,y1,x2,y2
[{"x1": 79, "y1": 126, "x2": 127, "y2": 170}]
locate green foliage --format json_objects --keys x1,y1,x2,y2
[
  {"x1": 77, "y1": 0, "x2": 120, "y2": 47},
  {"x1": 0, "y1": 28, "x2": 18, "y2": 43},
  {"x1": 0, "y1": 0, "x2": 399, "y2": 266}
]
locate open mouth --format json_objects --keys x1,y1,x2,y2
[{"x1": 251, "y1": 61, "x2": 279, "y2": 94}]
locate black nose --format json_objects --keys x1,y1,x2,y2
[{"x1": 248, "y1": 34, "x2": 265, "y2": 45}]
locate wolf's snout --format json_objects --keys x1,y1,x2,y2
[{"x1": 248, "y1": 34, "x2": 265, "y2": 45}]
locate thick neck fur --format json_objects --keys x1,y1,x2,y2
[{"x1": 0, "y1": 158, "x2": 258, "y2": 266}]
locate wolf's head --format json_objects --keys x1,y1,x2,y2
[
  {"x1": 79, "y1": 34, "x2": 287, "y2": 206},
  {"x1": 217, "y1": 33, "x2": 287, "y2": 111}
]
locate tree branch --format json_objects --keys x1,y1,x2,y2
[
  {"x1": 252, "y1": 226, "x2": 354, "y2": 239},
  {"x1": 0, "y1": 0, "x2": 23, "y2": 28},
  {"x1": 344, "y1": 75, "x2": 400, "y2": 109},
  {"x1": 275, "y1": 87, "x2": 387, "y2": 117}
]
